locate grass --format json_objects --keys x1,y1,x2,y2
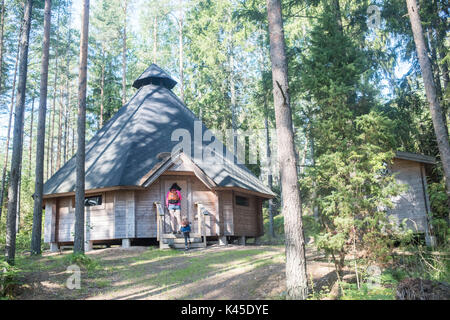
[
  {"x1": 119, "y1": 248, "x2": 279, "y2": 288},
  {"x1": 8, "y1": 245, "x2": 285, "y2": 300},
  {"x1": 7, "y1": 241, "x2": 448, "y2": 300},
  {"x1": 340, "y1": 282, "x2": 396, "y2": 300}
]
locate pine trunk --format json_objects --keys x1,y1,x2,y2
[
  {"x1": 100, "y1": 54, "x2": 104, "y2": 129},
  {"x1": 56, "y1": 87, "x2": 63, "y2": 170},
  {"x1": 64, "y1": 86, "x2": 70, "y2": 164},
  {"x1": 72, "y1": 115, "x2": 75, "y2": 157},
  {"x1": 153, "y1": 15, "x2": 157, "y2": 64},
  {"x1": 50, "y1": 8, "x2": 61, "y2": 177},
  {"x1": 5, "y1": 0, "x2": 33, "y2": 264},
  {"x1": 230, "y1": 54, "x2": 237, "y2": 155},
  {"x1": 122, "y1": 0, "x2": 127, "y2": 105},
  {"x1": 74, "y1": 0, "x2": 90, "y2": 254},
  {"x1": 0, "y1": 24, "x2": 21, "y2": 219},
  {"x1": 63, "y1": 29, "x2": 71, "y2": 164},
  {"x1": 46, "y1": 110, "x2": 50, "y2": 179},
  {"x1": 406, "y1": 0, "x2": 450, "y2": 197},
  {"x1": 31, "y1": 0, "x2": 51, "y2": 255},
  {"x1": 266, "y1": 0, "x2": 308, "y2": 299},
  {"x1": 264, "y1": 97, "x2": 275, "y2": 238},
  {"x1": 0, "y1": 0, "x2": 5, "y2": 93},
  {"x1": 28, "y1": 96, "x2": 35, "y2": 177},
  {"x1": 178, "y1": 0, "x2": 184, "y2": 102}
]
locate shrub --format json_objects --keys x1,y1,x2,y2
[
  {"x1": 63, "y1": 253, "x2": 100, "y2": 273},
  {"x1": 428, "y1": 181, "x2": 449, "y2": 246},
  {"x1": 0, "y1": 261, "x2": 20, "y2": 298}
]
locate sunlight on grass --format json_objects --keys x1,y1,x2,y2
[
  {"x1": 340, "y1": 283, "x2": 396, "y2": 300},
  {"x1": 12, "y1": 245, "x2": 287, "y2": 300}
]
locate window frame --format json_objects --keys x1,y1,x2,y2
[
  {"x1": 235, "y1": 195, "x2": 250, "y2": 207},
  {"x1": 71, "y1": 193, "x2": 105, "y2": 211},
  {"x1": 84, "y1": 195, "x2": 103, "y2": 207}
]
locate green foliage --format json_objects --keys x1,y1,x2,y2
[
  {"x1": 391, "y1": 248, "x2": 450, "y2": 283},
  {"x1": 305, "y1": 112, "x2": 407, "y2": 269},
  {"x1": 87, "y1": 0, "x2": 126, "y2": 129},
  {"x1": 428, "y1": 181, "x2": 450, "y2": 246},
  {"x1": 298, "y1": 1, "x2": 410, "y2": 273},
  {"x1": 0, "y1": 260, "x2": 21, "y2": 298},
  {"x1": 63, "y1": 253, "x2": 100, "y2": 274},
  {"x1": 339, "y1": 282, "x2": 396, "y2": 300},
  {"x1": 260, "y1": 209, "x2": 320, "y2": 245}
]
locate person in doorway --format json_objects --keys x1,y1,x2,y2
[
  {"x1": 180, "y1": 218, "x2": 192, "y2": 251},
  {"x1": 166, "y1": 183, "x2": 182, "y2": 233}
]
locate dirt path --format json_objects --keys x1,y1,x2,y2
[{"x1": 15, "y1": 244, "x2": 337, "y2": 300}]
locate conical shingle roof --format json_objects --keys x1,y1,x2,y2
[
  {"x1": 44, "y1": 65, "x2": 274, "y2": 198},
  {"x1": 132, "y1": 64, "x2": 177, "y2": 89}
]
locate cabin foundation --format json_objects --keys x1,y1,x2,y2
[
  {"x1": 85, "y1": 240, "x2": 94, "y2": 252},
  {"x1": 219, "y1": 236, "x2": 228, "y2": 246},
  {"x1": 50, "y1": 242, "x2": 59, "y2": 252},
  {"x1": 122, "y1": 239, "x2": 131, "y2": 248}
]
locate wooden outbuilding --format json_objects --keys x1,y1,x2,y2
[
  {"x1": 388, "y1": 151, "x2": 436, "y2": 245},
  {"x1": 43, "y1": 64, "x2": 275, "y2": 251}
]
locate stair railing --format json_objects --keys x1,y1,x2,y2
[{"x1": 154, "y1": 201, "x2": 165, "y2": 248}]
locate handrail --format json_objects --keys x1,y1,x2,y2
[{"x1": 154, "y1": 202, "x2": 165, "y2": 246}]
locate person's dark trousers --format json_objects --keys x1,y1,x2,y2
[{"x1": 183, "y1": 232, "x2": 190, "y2": 248}]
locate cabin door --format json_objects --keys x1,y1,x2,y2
[{"x1": 164, "y1": 179, "x2": 188, "y2": 231}]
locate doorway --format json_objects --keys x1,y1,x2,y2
[{"x1": 164, "y1": 179, "x2": 187, "y2": 232}]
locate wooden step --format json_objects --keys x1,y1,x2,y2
[
  {"x1": 170, "y1": 242, "x2": 206, "y2": 249},
  {"x1": 162, "y1": 233, "x2": 201, "y2": 239},
  {"x1": 162, "y1": 237, "x2": 203, "y2": 245},
  {"x1": 171, "y1": 237, "x2": 202, "y2": 244}
]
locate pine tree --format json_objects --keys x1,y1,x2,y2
[
  {"x1": 5, "y1": 0, "x2": 33, "y2": 264},
  {"x1": 406, "y1": 0, "x2": 450, "y2": 198},
  {"x1": 266, "y1": 0, "x2": 308, "y2": 300},
  {"x1": 31, "y1": 0, "x2": 52, "y2": 255},
  {"x1": 74, "y1": 0, "x2": 90, "y2": 254}
]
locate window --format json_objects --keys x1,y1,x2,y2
[
  {"x1": 235, "y1": 195, "x2": 249, "y2": 207},
  {"x1": 84, "y1": 195, "x2": 102, "y2": 207}
]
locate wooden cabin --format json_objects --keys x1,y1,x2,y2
[
  {"x1": 43, "y1": 64, "x2": 274, "y2": 251},
  {"x1": 388, "y1": 151, "x2": 436, "y2": 245}
]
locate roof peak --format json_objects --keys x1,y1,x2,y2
[{"x1": 132, "y1": 64, "x2": 177, "y2": 90}]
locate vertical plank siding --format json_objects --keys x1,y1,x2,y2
[
  {"x1": 191, "y1": 176, "x2": 216, "y2": 236},
  {"x1": 45, "y1": 173, "x2": 266, "y2": 243},
  {"x1": 88, "y1": 192, "x2": 115, "y2": 241},
  {"x1": 135, "y1": 180, "x2": 159, "y2": 237},
  {"x1": 388, "y1": 159, "x2": 430, "y2": 232},
  {"x1": 57, "y1": 196, "x2": 74, "y2": 241},
  {"x1": 44, "y1": 199, "x2": 56, "y2": 243},
  {"x1": 221, "y1": 191, "x2": 234, "y2": 235},
  {"x1": 233, "y1": 192, "x2": 260, "y2": 237}
]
